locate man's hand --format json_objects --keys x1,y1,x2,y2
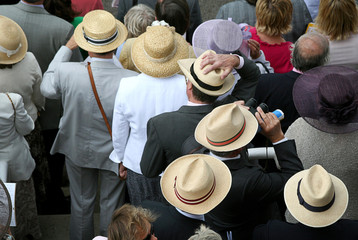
[
  {"x1": 255, "y1": 107, "x2": 285, "y2": 143},
  {"x1": 65, "y1": 35, "x2": 78, "y2": 50},
  {"x1": 248, "y1": 39, "x2": 260, "y2": 60},
  {"x1": 119, "y1": 162, "x2": 127, "y2": 180},
  {"x1": 200, "y1": 52, "x2": 240, "y2": 80}
]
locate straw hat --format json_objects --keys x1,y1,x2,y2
[
  {"x1": 195, "y1": 103, "x2": 258, "y2": 152},
  {"x1": 161, "y1": 154, "x2": 232, "y2": 215},
  {"x1": 178, "y1": 50, "x2": 235, "y2": 96},
  {"x1": 284, "y1": 164, "x2": 348, "y2": 228},
  {"x1": 131, "y1": 26, "x2": 189, "y2": 78},
  {"x1": 0, "y1": 16, "x2": 27, "y2": 64},
  {"x1": 192, "y1": 19, "x2": 243, "y2": 57},
  {"x1": 293, "y1": 65, "x2": 358, "y2": 134},
  {"x1": 74, "y1": 10, "x2": 127, "y2": 53}
]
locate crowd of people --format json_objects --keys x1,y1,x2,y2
[{"x1": 1, "y1": 0, "x2": 358, "y2": 240}]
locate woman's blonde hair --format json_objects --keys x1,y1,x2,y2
[
  {"x1": 255, "y1": 0, "x2": 292, "y2": 36},
  {"x1": 316, "y1": 0, "x2": 358, "y2": 41}
]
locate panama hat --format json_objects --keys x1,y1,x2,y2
[
  {"x1": 131, "y1": 26, "x2": 189, "y2": 78},
  {"x1": 192, "y1": 19, "x2": 243, "y2": 57},
  {"x1": 178, "y1": 50, "x2": 235, "y2": 96},
  {"x1": 0, "y1": 16, "x2": 27, "y2": 64},
  {"x1": 74, "y1": 10, "x2": 127, "y2": 53},
  {"x1": 195, "y1": 103, "x2": 258, "y2": 152},
  {"x1": 161, "y1": 154, "x2": 232, "y2": 215},
  {"x1": 284, "y1": 164, "x2": 348, "y2": 228},
  {"x1": 293, "y1": 65, "x2": 358, "y2": 134}
]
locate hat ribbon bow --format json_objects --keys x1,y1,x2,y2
[{"x1": 0, "y1": 43, "x2": 22, "y2": 58}]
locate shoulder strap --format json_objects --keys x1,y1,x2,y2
[
  {"x1": 5, "y1": 93, "x2": 16, "y2": 121},
  {"x1": 87, "y1": 62, "x2": 112, "y2": 138}
]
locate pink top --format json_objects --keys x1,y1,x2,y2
[
  {"x1": 72, "y1": 0, "x2": 104, "y2": 17},
  {"x1": 249, "y1": 27, "x2": 293, "y2": 73}
]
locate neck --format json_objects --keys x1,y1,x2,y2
[
  {"x1": 23, "y1": 0, "x2": 43, "y2": 5},
  {"x1": 257, "y1": 31, "x2": 285, "y2": 44},
  {"x1": 88, "y1": 52, "x2": 113, "y2": 59}
]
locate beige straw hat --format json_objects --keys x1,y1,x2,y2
[
  {"x1": 0, "y1": 16, "x2": 27, "y2": 64},
  {"x1": 177, "y1": 50, "x2": 235, "y2": 96},
  {"x1": 284, "y1": 164, "x2": 348, "y2": 228},
  {"x1": 195, "y1": 103, "x2": 258, "y2": 152},
  {"x1": 74, "y1": 10, "x2": 127, "y2": 53},
  {"x1": 161, "y1": 154, "x2": 232, "y2": 215},
  {"x1": 131, "y1": 26, "x2": 189, "y2": 78}
]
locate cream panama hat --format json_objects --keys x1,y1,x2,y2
[
  {"x1": 74, "y1": 10, "x2": 127, "y2": 53},
  {"x1": 161, "y1": 154, "x2": 232, "y2": 215}
]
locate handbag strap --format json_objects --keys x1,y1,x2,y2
[
  {"x1": 87, "y1": 62, "x2": 112, "y2": 138},
  {"x1": 5, "y1": 92, "x2": 16, "y2": 122}
]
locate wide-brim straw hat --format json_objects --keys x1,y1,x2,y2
[
  {"x1": 192, "y1": 19, "x2": 243, "y2": 57},
  {"x1": 161, "y1": 154, "x2": 232, "y2": 215},
  {"x1": 178, "y1": 50, "x2": 235, "y2": 96},
  {"x1": 195, "y1": 103, "x2": 258, "y2": 152},
  {"x1": 0, "y1": 16, "x2": 27, "y2": 64},
  {"x1": 284, "y1": 164, "x2": 348, "y2": 228},
  {"x1": 293, "y1": 65, "x2": 358, "y2": 134},
  {"x1": 74, "y1": 10, "x2": 127, "y2": 53},
  {"x1": 131, "y1": 26, "x2": 189, "y2": 78}
]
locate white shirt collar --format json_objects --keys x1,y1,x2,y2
[
  {"x1": 83, "y1": 55, "x2": 123, "y2": 68},
  {"x1": 209, "y1": 151, "x2": 240, "y2": 161},
  {"x1": 21, "y1": 0, "x2": 44, "y2": 8},
  {"x1": 186, "y1": 100, "x2": 208, "y2": 106},
  {"x1": 175, "y1": 208, "x2": 205, "y2": 221}
]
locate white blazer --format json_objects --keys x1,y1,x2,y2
[{"x1": 0, "y1": 93, "x2": 35, "y2": 182}]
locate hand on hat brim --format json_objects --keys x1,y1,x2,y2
[
  {"x1": 65, "y1": 34, "x2": 79, "y2": 51},
  {"x1": 200, "y1": 52, "x2": 240, "y2": 80},
  {"x1": 255, "y1": 107, "x2": 285, "y2": 143}
]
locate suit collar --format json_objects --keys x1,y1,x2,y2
[
  {"x1": 178, "y1": 104, "x2": 214, "y2": 114},
  {"x1": 16, "y1": 2, "x2": 49, "y2": 14}
]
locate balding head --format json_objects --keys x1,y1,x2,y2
[{"x1": 291, "y1": 32, "x2": 329, "y2": 72}]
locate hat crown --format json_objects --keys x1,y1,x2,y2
[
  {"x1": 143, "y1": 26, "x2": 176, "y2": 61},
  {"x1": 82, "y1": 10, "x2": 117, "y2": 42},
  {"x1": 176, "y1": 158, "x2": 215, "y2": 201},
  {"x1": 206, "y1": 103, "x2": 246, "y2": 144},
  {"x1": 300, "y1": 165, "x2": 335, "y2": 208},
  {"x1": 1, "y1": 19, "x2": 21, "y2": 51},
  {"x1": 209, "y1": 21, "x2": 243, "y2": 54}
]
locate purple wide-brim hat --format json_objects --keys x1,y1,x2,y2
[
  {"x1": 293, "y1": 65, "x2": 358, "y2": 134},
  {"x1": 192, "y1": 19, "x2": 243, "y2": 57}
]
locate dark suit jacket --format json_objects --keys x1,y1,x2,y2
[
  {"x1": 140, "y1": 56, "x2": 260, "y2": 177},
  {"x1": 205, "y1": 140, "x2": 303, "y2": 240},
  {"x1": 253, "y1": 219, "x2": 358, "y2": 240},
  {"x1": 116, "y1": 0, "x2": 202, "y2": 44},
  {"x1": 141, "y1": 200, "x2": 206, "y2": 240}
]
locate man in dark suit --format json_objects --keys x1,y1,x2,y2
[
  {"x1": 253, "y1": 165, "x2": 358, "y2": 240},
  {"x1": 194, "y1": 103, "x2": 304, "y2": 240},
  {"x1": 140, "y1": 50, "x2": 260, "y2": 178},
  {"x1": 252, "y1": 32, "x2": 329, "y2": 147}
]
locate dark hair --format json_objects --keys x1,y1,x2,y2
[
  {"x1": 291, "y1": 32, "x2": 330, "y2": 72},
  {"x1": 24, "y1": 0, "x2": 42, "y2": 3},
  {"x1": 211, "y1": 149, "x2": 239, "y2": 157},
  {"x1": 0, "y1": 64, "x2": 15, "y2": 69},
  {"x1": 44, "y1": 0, "x2": 79, "y2": 23},
  {"x1": 192, "y1": 84, "x2": 218, "y2": 104},
  {"x1": 155, "y1": 0, "x2": 190, "y2": 35},
  {"x1": 246, "y1": 0, "x2": 257, "y2": 5}
]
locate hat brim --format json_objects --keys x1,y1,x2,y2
[
  {"x1": 178, "y1": 58, "x2": 235, "y2": 96},
  {"x1": 195, "y1": 105, "x2": 258, "y2": 151},
  {"x1": 284, "y1": 169, "x2": 348, "y2": 228},
  {"x1": 74, "y1": 20, "x2": 127, "y2": 53},
  {"x1": 293, "y1": 65, "x2": 358, "y2": 134},
  {"x1": 131, "y1": 32, "x2": 189, "y2": 78},
  {"x1": 0, "y1": 16, "x2": 27, "y2": 64},
  {"x1": 161, "y1": 154, "x2": 232, "y2": 215},
  {"x1": 192, "y1": 19, "x2": 243, "y2": 57}
]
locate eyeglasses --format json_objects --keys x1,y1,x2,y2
[{"x1": 143, "y1": 224, "x2": 154, "y2": 240}]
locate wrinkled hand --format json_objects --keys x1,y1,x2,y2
[
  {"x1": 119, "y1": 162, "x2": 127, "y2": 180},
  {"x1": 255, "y1": 107, "x2": 284, "y2": 143},
  {"x1": 248, "y1": 39, "x2": 260, "y2": 59},
  {"x1": 65, "y1": 35, "x2": 78, "y2": 50},
  {"x1": 200, "y1": 52, "x2": 240, "y2": 80}
]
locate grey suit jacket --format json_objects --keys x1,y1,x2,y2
[
  {"x1": 41, "y1": 46, "x2": 138, "y2": 173},
  {"x1": 216, "y1": 0, "x2": 312, "y2": 43},
  {"x1": 0, "y1": 3, "x2": 83, "y2": 130}
]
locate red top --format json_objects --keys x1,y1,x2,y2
[
  {"x1": 72, "y1": 0, "x2": 104, "y2": 17},
  {"x1": 249, "y1": 27, "x2": 293, "y2": 73}
]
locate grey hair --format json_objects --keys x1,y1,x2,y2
[
  {"x1": 124, "y1": 4, "x2": 155, "y2": 38},
  {"x1": 291, "y1": 31, "x2": 330, "y2": 72},
  {"x1": 188, "y1": 225, "x2": 222, "y2": 240}
]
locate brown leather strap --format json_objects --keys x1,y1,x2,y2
[
  {"x1": 5, "y1": 92, "x2": 16, "y2": 122},
  {"x1": 87, "y1": 62, "x2": 112, "y2": 137}
]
